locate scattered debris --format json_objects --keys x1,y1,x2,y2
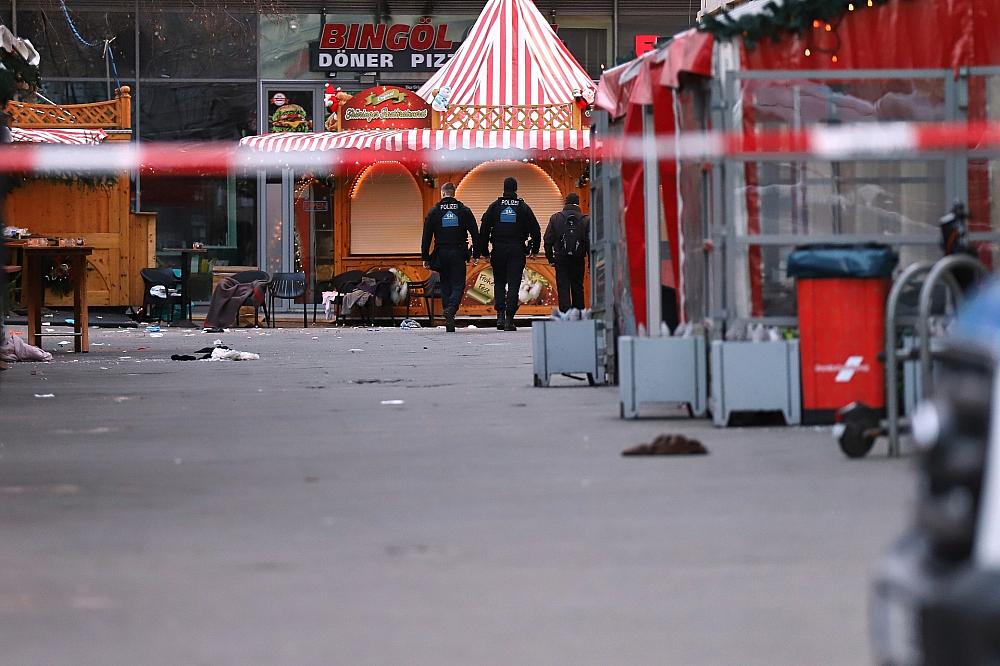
[
  {"x1": 400, "y1": 318, "x2": 421, "y2": 329},
  {"x1": 380, "y1": 400, "x2": 405, "y2": 405},
  {"x1": 348, "y1": 348, "x2": 364, "y2": 352},
  {"x1": 622, "y1": 434, "x2": 709, "y2": 457},
  {"x1": 149, "y1": 333, "x2": 164, "y2": 338},
  {"x1": 209, "y1": 348, "x2": 259, "y2": 361},
  {"x1": 57, "y1": 341, "x2": 71, "y2": 346},
  {"x1": 33, "y1": 393, "x2": 55, "y2": 398}
]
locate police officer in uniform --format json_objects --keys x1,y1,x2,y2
[
  {"x1": 479, "y1": 177, "x2": 542, "y2": 331},
  {"x1": 421, "y1": 182, "x2": 480, "y2": 332}
]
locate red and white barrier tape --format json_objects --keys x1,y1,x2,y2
[{"x1": 3, "y1": 120, "x2": 1000, "y2": 175}]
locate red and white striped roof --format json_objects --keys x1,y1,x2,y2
[
  {"x1": 240, "y1": 129, "x2": 589, "y2": 154},
  {"x1": 416, "y1": 0, "x2": 596, "y2": 107},
  {"x1": 10, "y1": 128, "x2": 108, "y2": 145}
]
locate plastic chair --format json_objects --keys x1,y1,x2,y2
[
  {"x1": 230, "y1": 270, "x2": 270, "y2": 327},
  {"x1": 140, "y1": 267, "x2": 185, "y2": 323},
  {"x1": 406, "y1": 272, "x2": 442, "y2": 326},
  {"x1": 268, "y1": 272, "x2": 307, "y2": 328}
]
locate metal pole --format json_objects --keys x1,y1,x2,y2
[
  {"x1": 917, "y1": 254, "x2": 988, "y2": 396},
  {"x1": 884, "y1": 261, "x2": 933, "y2": 457},
  {"x1": 641, "y1": 105, "x2": 661, "y2": 334},
  {"x1": 133, "y1": 0, "x2": 140, "y2": 212},
  {"x1": 612, "y1": 0, "x2": 619, "y2": 63}
]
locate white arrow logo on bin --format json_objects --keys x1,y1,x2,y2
[{"x1": 834, "y1": 356, "x2": 865, "y2": 383}]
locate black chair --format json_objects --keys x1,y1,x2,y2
[
  {"x1": 365, "y1": 269, "x2": 398, "y2": 326},
  {"x1": 323, "y1": 270, "x2": 365, "y2": 326},
  {"x1": 230, "y1": 270, "x2": 270, "y2": 328},
  {"x1": 406, "y1": 272, "x2": 442, "y2": 326},
  {"x1": 140, "y1": 267, "x2": 185, "y2": 323},
  {"x1": 268, "y1": 272, "x2": 307, "y2": 328}
]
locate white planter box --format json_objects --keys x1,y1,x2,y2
[
  {"x1": 532, "y1": 319, "x2": 606, "y2": 387},
  {"x1": 618, "y1": 335, "x2": 707, "y2": 419},
  {"x1": 710, "y1": 340, "x2": 801, "y2": 426}
]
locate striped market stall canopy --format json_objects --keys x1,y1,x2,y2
[
  {"x1": 10, "y1": 127, "x2": 108, "y2": 145},
  {"x1": 416, "y1": 0, "x2": 597, "y2": 107},
  {"x1": 239, "y1": 128, "x2": 589, "y2": 154}
]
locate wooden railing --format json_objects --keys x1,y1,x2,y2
[
  {"x1": 5, "y1": 86, "x2": 132, "y2": 135},
  {"x1": 433, "y1": 102, "x2": 582, "y2": 131}
]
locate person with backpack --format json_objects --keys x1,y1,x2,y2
[
  {"x1": 479, "y1": 177, "x2": 542, "y2": 331},
  {"x1": 544, "y1": 192, "x2": 590, "y2": 313},
  {"x1": 421, "y1": 182, "x2": 480, "y2": 332}
]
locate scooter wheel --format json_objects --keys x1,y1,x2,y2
[
  {"x1": 836, "y1": 402, "x2": 881, "y2": 458},
  {"x1": 837, "y1": 421, "x2": 877, "y2": 458}
]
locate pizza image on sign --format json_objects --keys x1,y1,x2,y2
[{"x1": 341, "y1": 85, "x2": 431, "y2": 131}]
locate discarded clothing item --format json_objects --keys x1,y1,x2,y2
[
  {"x1": 202, "y1": 275, "x2": 268, "y2": 329},
  {"x1": 399, "y1": 318, "x2": 422, "y2": 329},
  {"x1": 0, "y1": 332, "x2": 53, "y2": 362},
  {"x1": 622, "y1": 434, "x2": 708, "y2": 457},
  {"x1": 321, "y1": 290, "x2": 340, "y2": 321},
  {"x1": 209, "y1": 347, "x2": 259, "y2": 361}
]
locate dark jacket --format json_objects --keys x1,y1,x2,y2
[
  {"x1": 421, "y1": 196, "x2": 480, "y2": 261},
  {"x1": 478, "y1": 193, "x2": 542, "y2": 257},
  {"x1": 544, "y1": 204, "x2": 590, "y2": 263}
]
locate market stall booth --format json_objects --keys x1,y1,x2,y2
[
  {"x1": 593, "y1": 0, "x2": 1000, "y2": 421},
  {"x1": 241, "y1": 0, "x2": 596, "y2": 318},
  {"x1": 3, "y1": 87, "x2": 155, "y2": 307},
  {"x1": 598, "y1": 0, "x2": 1000, "y2": 335}
]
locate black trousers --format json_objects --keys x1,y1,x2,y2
[
  {"x1": 554, "y1": 254, "x2": 586, "y2": 312},
  {"x1": 490, "y1": 244, "x2": 527, "y2": 316},
  {"x1": 437, "y1": 245, "x2": 468, "y2": 311}
]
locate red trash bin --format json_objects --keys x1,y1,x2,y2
[{"x1": 789, "y1": 244, "x2": 898, "y2": 425}]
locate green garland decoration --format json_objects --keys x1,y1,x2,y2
[
  {"x1": 8, "y1": 173, "x2": 119, "y2": 191},
  {"x1": 698, "y1": 0, "x2": 906, "y2": 50}
]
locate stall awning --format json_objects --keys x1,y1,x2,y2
[
  {"x1": 596, "y1": 28, "x2": 714, "y2": 118},
  {"x1": 239, "y1": 129, "x2": 589, "y2": 154},
  {"x1": 10, "y1": 128, "x2": 108, "y2": 145},
  {"x1": 416, "y1": 0, "x2": 596, "y2": 107}
]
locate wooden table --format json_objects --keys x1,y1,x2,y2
[
  {"x1": 21, "y1": 245, "x2": 94, "y2": 352},
  {"x1": 162, "y1": 247, "x2": 207, "y2": 327}
]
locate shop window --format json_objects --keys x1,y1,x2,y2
[
  {"x1": 139, "y1": 82, "x2": 256, "y2": 141},
  {"x1": 456, "y1": 160, "x2": 564, "y2": 237},
  {"x1": 558, "y1": 28, "x2": 608, "y2": 81},
  {"x1": 16, "y1": 10, "x2": 137, "y2": 79},
  {"x1": 350, "y1": 162, "x2": 425, "y2": 255},
  {"x1": 138, "y1": 5, "x2": 256, "y2": 79}
]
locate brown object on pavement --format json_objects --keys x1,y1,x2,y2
[{"x1": 622, "y1": 434, "x2": 708, "y2": 457}]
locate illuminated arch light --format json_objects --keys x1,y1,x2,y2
[
  {"x1": 351, "y1": 160, "x2": 415, "y2": 198},
  {"x1": 456, "y1": 160, "x2": 565, "y2": 236}
]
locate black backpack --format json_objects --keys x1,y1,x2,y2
[{"x1": 559, "y1": 212, "x2": 583, "y2": 256}]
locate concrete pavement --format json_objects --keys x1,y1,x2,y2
[{"x1": 0, "y1": 324, "x2": 914, "y2": 665}]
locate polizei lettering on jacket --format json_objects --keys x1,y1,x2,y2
[{"x1": 311, "y1": 22, "x2": 460, "y2": 73}]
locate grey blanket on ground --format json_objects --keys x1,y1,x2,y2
[
  {"x1": 0, "y1": 332, "x2": 53, "y2": 362},
  {"x1": 203, "y1": 277, "x2": 268, "y2": 329}
]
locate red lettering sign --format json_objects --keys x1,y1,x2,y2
[
  {"x1": 320, "y1": 23, "x2": 346, "y2": 49},
  {"x1": 635, "y1": 34, "x2": 658, "y2": 56},
  {"x1": 341, "y1": 85, "x2": 431, "y2": 130}
]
